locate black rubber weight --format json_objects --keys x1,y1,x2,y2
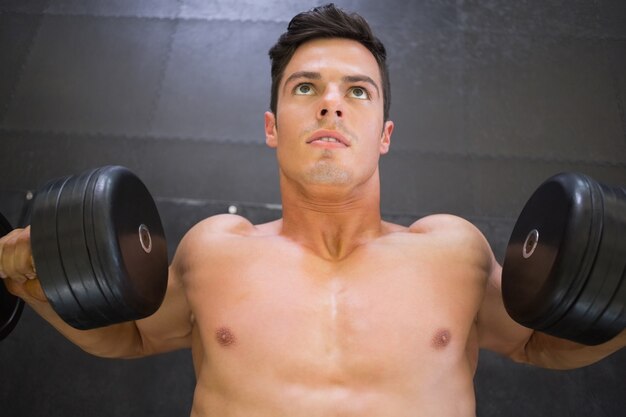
[
  {"x1": 56, "y1": 168, "x2": 112, "y2": 328},
  {"x1": 32, "y1": 166, "x2": 168, "y2": 330},
  {"x1": 82, "y1": 166, "x2": 126, "y2": 323},
  {"x1": 555, "y1": 181, "x2": 626, "y2": 345},
  {"x1": 502, "y1": 172, "x2": 626, "y2": 345},
  {"x1": 31, "y1": 176, "x2": 85, "y2": 323},
  {"x1": 85, "y1": 166, "x2": 168, "y2": 324},
  {"x1": 0, "y1": 212, "x2": 24, "y2": 341},
  {"x1": 502, "y1": 173, "x2": 599, "y2": 331},
  {"x1": 596, "y1": 187, "x2": 626, "y2": 337},
  {"x1": 83, "y1": 167, "x2": 131, "y2": 324}
]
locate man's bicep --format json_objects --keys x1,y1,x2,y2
[
  {"x1": 476, "y1": 258, "x2": 534, "y2": 361},
  {"x1": 134, "y1": 265, "x2": 193, "y2": 356},
  {"x1": 133, "y1": 215, "x2": 245, "y2": 356}
]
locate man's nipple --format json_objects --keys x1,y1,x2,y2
[
  {"x1": 216, "y1": 327, "x2": 236, "y2": 347},
  {"x1": 432, "y1": 328, "x2": 451, "y2": 350}
]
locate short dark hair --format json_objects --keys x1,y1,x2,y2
[{"x1": 268, "y1": 3, "x2": 391, "y2": 121}]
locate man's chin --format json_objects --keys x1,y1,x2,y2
[{"x1": 304, "y1": 165, "x2": 352, "y2": 185}]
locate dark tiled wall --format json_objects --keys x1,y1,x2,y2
[{"x1": 1, "y1": 1, "x2": 625, "y2": 416}]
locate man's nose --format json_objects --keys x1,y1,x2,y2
[
  {"x1": 319, "y1": 108, "x2": 342, "y2": 118},
  {"x1": 317, "y1": 87, "x2": 343, "y2": 120}
]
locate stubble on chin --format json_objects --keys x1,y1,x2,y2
[{"x1": 304, "y1": 156, "x2": 351, "y2": 185}]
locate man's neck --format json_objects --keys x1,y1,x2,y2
[{"x1": 278, "y1": 173, "x2": 384, "y2": 261}]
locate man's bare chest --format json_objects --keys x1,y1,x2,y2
[{"x1": 186, "y1": 243, "x2": 484, "y2": 382}]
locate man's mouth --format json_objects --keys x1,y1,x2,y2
[
  {"x1": 306, "y1": 130, "x2": 350, "y2": 148},
  {"x1": 316, "y1": 137, "x2": 341, "y2": 143}
]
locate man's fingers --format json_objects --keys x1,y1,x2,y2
[
  {"x1": 0, "y1": 249, "x2": 5, "y2": 278},
  {"x1": 0, "y1": 231, "x2": 18, "y2": 279},
  {"x1": 0, "y1": 229, "x2": 21, "y2": 278},
  {"x1": 0, "y1": 229, "x2": 32, "y2": 282},
  {"x1": 15, "y1": 229, "x2": 35, "y2": 279}
]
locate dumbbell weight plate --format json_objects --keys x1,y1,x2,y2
[
  {"x1": 594, "y1": 185, "x2": 626, "y2": 337},
  {"x1": 55, "y1": 168, "x2": 113, "y2": 328},
  {"x1": 31, "y1": 176, "x2": 86, "y2": 324},
  {"x1": 0, "y1": 211, "x2": 24, "y2": 341},
  {"x1": 32, "y1": 166, "x2": 168, "y2": 330},
  {"x1": 549, "y1": 179, "x2": 626, "y2": 345},
  {"x1": 502, "y1": 173, "x2": 600, "y2": 334},
  {"x1": 83, "y1": 166, "x2": 168, "y2": 325},
  {"x1": 82, "y1": 167, "x2": 136, "y2": 325},
  {"x1": 80, "y1": 166, "x2": 127, "y2": 323},
  {"x1": 503, "y1": 172, "x2": 626, "y2": 345}
]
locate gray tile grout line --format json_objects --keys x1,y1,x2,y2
[
  {"x1": 594, "y1": 0, "x2": 626, "y2": 148},
  {"x1": 146, "y1": 0, "x2": 183, "y2": 135},
  {"x1": 0, "y1": 9, "x2": 289, "y2": 25},
  {"x1": 0, "y1": 1, "x2": 53, "y2": 123},
  {"x1": 1, "y1": 8, "x2": 625, "y2": 40}
]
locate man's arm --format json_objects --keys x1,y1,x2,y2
[
  {"x1": 477, "y1": 255, "x2": 626, "y2": 369},
  {"x1": 0, "y1": 227, "x2": 192, "y2": 359}
]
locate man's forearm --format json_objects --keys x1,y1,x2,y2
[
  {"x1": 27, "y1": 296, "x2": 146, "y2": 359},
  {"x1": 519, "y1": 329, "x2": 626, "y2": 370}
]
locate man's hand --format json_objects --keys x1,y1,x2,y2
[{"x1": 0, "y1": 226, "x2": 47, "y2": 303}]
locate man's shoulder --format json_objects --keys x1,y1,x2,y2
[
  {"x1": 173, "y1": 214, "x2": 280, "y2": 265},
  {"x1": 397, "y1": 214, "x2": 495, "y2": 276},
  {"x1": 407, "y1": 214, "x2": 480, "y2": 237},
  {"x1": 404, "y1": 214, "x2": 490, "y2": 255},
  {"x1": 184, "y1": 214, "x2": 280, "y2": 241},
  {"x1": 379, "y1": 215, "x2": 488, "y2": 254},
  {"x1": 192, "y1": 213, "x2": 255, "y2": 235}
]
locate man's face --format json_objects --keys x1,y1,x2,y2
[{"x1": 265, "y1": 38, "x2": 393, "y2": 191}]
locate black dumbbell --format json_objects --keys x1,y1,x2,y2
[
  {"x1": 0, "y1": 166, "x2": 168, "y2": 340},
  {"x1": 502, "y1": 172, "x2": 626, "y2": 345}
]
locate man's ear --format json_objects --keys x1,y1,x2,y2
[
  {"x1": 265, "y1": 111, "x2": 278, "y2": 148},
  {"x1": 379, "y1": 120, "x2": 394, "y2": 154}
]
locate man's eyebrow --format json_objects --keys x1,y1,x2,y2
[
  {"x1": 282, "y1": 71, "x2": 321, "y2": 89},
  {"x1": 342, "y1": 75, "x2": 380, "y2": 96}
]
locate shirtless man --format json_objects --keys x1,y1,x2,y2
[{"x1": 1, "y1": 4, "x2": 625, "y2": 417}]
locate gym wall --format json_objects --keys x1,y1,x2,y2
[{"x1": 1, "y1": 1, "x2": 625, "y2": 416}]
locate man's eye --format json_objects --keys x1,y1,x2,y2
[
  {"x1": 348, "y1": 87, "x2": 369, "y2": 100},
  {"x1": 294, "y1": 84, "x2": 314, "y2": 95}
]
